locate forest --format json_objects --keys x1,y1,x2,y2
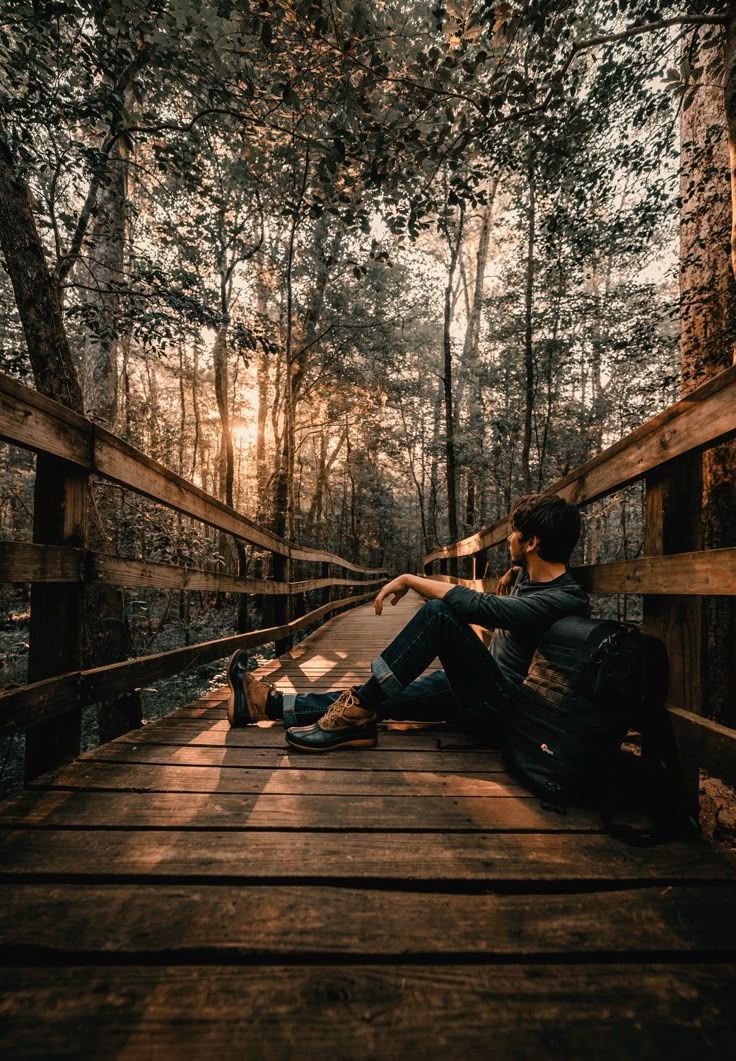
[{"x1": 1, "y1": 1, "x2": 734, "y2": 785}]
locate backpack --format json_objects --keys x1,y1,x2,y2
[{"x1": 503, "y1": 616, "x2": 697, "y2": 845}]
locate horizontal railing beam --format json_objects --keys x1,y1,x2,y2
[
  {"x1": 0, "y1": 591, "x2": 375, "y2": 736},
  {"x1": 669, "y1": 706, "x2": 736, "y2": 791},
  {"x1": 424, "y1": 364, "x2": 736, "y2": 566},
  {"x1": 574, "y1": 548, "x2": 736, "y2": 596},
  {"x1": 289, "y1": 544, "x2": 386, "y2": 574},
  {"x1": 0, "y1": 374, "x2": 387, "y2": 576},
  {"x1": 0, "y1": 542, "x2": 386, "y2": 595},
  {"x1": 425, "y1": 547, "x2": 736, "y2": 597}
]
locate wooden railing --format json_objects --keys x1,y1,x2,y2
[
  {"x1": 0, "y1": 373, "x2": 386, "y2": 779},
  {"x1": 422, "y1": 364, "x2": 736, "y2": 802}
]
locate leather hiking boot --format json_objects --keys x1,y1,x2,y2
[
  {"x1": 285, "y1": 688, "x2": 377, "y2": 751},
  {"x1": 226, "y1": 650, "x2": 272, "y2": 726}
]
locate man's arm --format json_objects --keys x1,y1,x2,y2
[
  {"x1": 496, "y1": 566, "x2": 520, "y2": 595},
  {"x1": 374, "y1": 573, "x2": 454, "y2": 615}
]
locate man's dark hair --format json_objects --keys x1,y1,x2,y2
[{"x1": 511, "y1": 493, "x2": 581, "y2": 564}]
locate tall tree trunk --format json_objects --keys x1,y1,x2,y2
[
  {"x1": 521, "y1": 149, "x2": 536, "y2": 492},
  {"x1": 679, "y1": 27, "x2": 736, "y2": 726},
  {"x1": 190, "y1": 339, "x2": 202, "y2": 482},
  {"x1": 441, "y1": 208, "x2": 464, "y2": 546},
  {"x1": 0, "y1": 130, "x2": 141, "y2": 746},
  {"x1": 212, "y1": 321, "x2": 235, "y2": 506},
  {"x1": 0, "y1": 136, "x2": 83, "y2": 410},
  {"x1": 428, "y1": 376, "x2": 444, "y2": 545},
  {"x1": 727, "y1": 9, "x2": 736, "y2": 285},
  {"x1": 75, "y1": 126, "x2": 141, "y2": 742},
  {"x1": 255, "y1": 278, "x2": 272, "y2": 522},
  {"x1": 79, "y1": 133, "x2": 128, "y2": 428},
  {"x1": 455, "y1": 182, "x2": 498, "y2": 416}
]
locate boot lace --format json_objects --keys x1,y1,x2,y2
[{"x1": 321, "y1": 688, "x2": 362, "y2": 724}]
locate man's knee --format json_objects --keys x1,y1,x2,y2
[{"x1": 422, "y1": 598, "x2": 452, "y2": 619}]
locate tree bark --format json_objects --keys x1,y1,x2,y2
[
  {"x1": 0, "y1": 135, "x2": 83, "y2": 411},
  {"x1": 0, "y1": 130, "x2": 141, "y2": 747},
  {"x1": 441, "y1": 208, "x2": 464, "y2": 547},
  {"x1": 78, "y1": 133, "x2": 128, "y2": 428},
  {"x1": 679, "y1": 26, "x2": 736, "y2": 726},
  {"x1": 521, "y1": 149, "x2": 536, "y2": 492}
]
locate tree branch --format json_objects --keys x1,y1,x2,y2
[{"x1": 484, "y1": 15, "x2": 728, "y2": 131}]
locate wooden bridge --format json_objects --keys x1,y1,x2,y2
[{"x1": 1, "y1": 368, "x2": 735, "y2": 1057}]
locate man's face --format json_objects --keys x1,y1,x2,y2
[{"x1": 507, "y1": 527, "x2": 527, "y2": 566}]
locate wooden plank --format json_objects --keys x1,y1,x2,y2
[
  {"x1": 0, "y1": 372, "x2": 90, "y2": 466},
  {"x1": 109, "y1": 722, "x2": 475, "y2": 751},
  {"x1": 0, "y1": 593, "x2": 374, "y2": 735},
  {"x1": 91, "y1": 554, "x2": 384, "y2": 595},
  {"x1": 0, "y1": 828, "x2": 732, "y2": 882},
  {"x1": 431, "y1": 549, "x2": 736, "y2": 597},
  {"x1": 1, "y1": 964, "x2": 735, "y2": 1059},
  {"x1": 1, "y1": 883, "x2": 734, "y2": 958},
  {"x1": 289, "y1": 542, "x2": 387, "y2": 574},
  {"x1": 28, "y1": 762, "x2": 514, "y2": 796},
  {"x1": 0, "y1": 790, "x2": 597, "y2": 831},
  {"x1": 669, "y1": 706, "x2": 736, "y2": 790},
  {"x1": 0, "y1": 374, "x2": 385, "y2": 578},
  {"x1": 94, "y1": 430, "x2": 288, "y2": 554},
  {"x1": 86, "y1": 743, "x2": 506, "y2": 772},
  {"x1": 0, "y1": 541, "x2": 82, "y2": 583},
  {"x1": 424, "y1": 363, "x2": 736, "y2": 563},
  {"x1": 0, "y1": 373, "x2": 289, "y2": 555},
  {"x1": 574, "y1": 547, "x2": 736, "y2": 595}
]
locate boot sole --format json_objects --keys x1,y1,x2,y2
[{"x1": 285, "y1": 735, "x2": 377, "y2": 752}]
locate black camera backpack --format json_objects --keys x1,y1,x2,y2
[{"x1": 503, "y1": 616, "x2": 694, "y2": 843}]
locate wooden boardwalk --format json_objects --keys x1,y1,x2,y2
[{"x1": 0, "y1": 593, "x2": 735, "y2": 1058}]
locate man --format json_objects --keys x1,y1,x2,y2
[{"x1": 226, "y1": 492, "x2": 589, "y2": 751}]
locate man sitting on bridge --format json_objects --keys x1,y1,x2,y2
[{"x1": 227, "y1": 493, "x2": 589, "y2": 751}]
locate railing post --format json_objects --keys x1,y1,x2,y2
[
  {"x1": 273, "y1": 551, "x2": 291, "y2": 656},
  {"x1": 472, "y1": 549, "x2": 488, "y2": 582},
  {"x1": 25, "y1": 455, "x2": 88, "y2": 781},
  {"x1": 321, "y1": 561, "x2": 330, "y2": 607},
  {"x1": 642, "y1": 456, "x2": 702, "y2": 818}
]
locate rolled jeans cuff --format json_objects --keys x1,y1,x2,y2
[
  {"x1": 282, "y1": 693, "x2": 298, "y2": 728},
  {"x1": 371, "y1": 654, "x2": 404, "y2": 699}
]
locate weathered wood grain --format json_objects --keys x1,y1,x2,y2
[
  {"x1": 87, "y1": 742, "x2": 505, "y2": 772},
  {"x1": 430, "y1": 548, "x2": 736, "y2": 597},
  {"x1": 0, "y1": 829, "x2": 731, "y2": 883},
  {"x1": 0, "y1": 541, "x2": 82, "y2": 583},
  {"x1": 1, "y1": 884, "x2": 734, "y2": 958},
  {"x1": 28, "y1": 761, "x2": 514, "y2": 795},
  {"x1": 109, "y1": 721, "x2": 478, "y2": 751},
  {"x1": 0, "y1": 790, "x2": 597, "y2": 831},
  {"x1": 670, "y1": 706, "x2": 736, "y2": 790},
  {"x1": 1, "y1": 964, "x2": 735, "y2": 1060},
  {"x1": 575, "y1": 547, "x2": 736, "y2": 595}
]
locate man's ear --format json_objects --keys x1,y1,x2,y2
[{"x1": 525, "y1": 534, "x2": 541, "y2": 555}]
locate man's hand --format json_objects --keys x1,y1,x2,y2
[
  {"x1": 496, "y1": 567, "x2": 519, "y2": 596},
  {"x1": 374, "y1": 575, "x2": 409, "y2": 615}
]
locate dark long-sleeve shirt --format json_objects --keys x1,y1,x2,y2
[{"x1": 444, "y1": 569, "x2": 589, "y2": 685}]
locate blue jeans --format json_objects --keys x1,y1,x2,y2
[{"x1": 282, "y1": 599, "x2": 518, "y2": 740}]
